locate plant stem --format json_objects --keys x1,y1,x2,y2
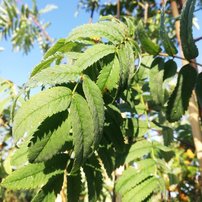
[{"x1": 116, "y1": 0, "x2": 120, "y2": 19}]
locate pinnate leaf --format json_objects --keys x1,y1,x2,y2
[
  {"x1": 83, "y1": 76, "x2": 104, "y2": 149},
  {"x1": 96, "y1": 55, "x2": 120, "y2": 92},
  {"x1": 27, "y1": 65, "x2": 82, "y2": 88},
  {"x1": 74, "y1": 44, "x2": 115, "y2": 71},
  {"x1": 1, "y1": 154, "x2": 68, "y2": 190},
  {"x1": 13, "y1": 87, "x2": 72, "y2": 143},
  {"x1": 70, "y1": 93, "x2": 95, "y2": 174}
]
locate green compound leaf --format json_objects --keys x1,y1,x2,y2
[
  {"x1": 160, "y1": 7, "x2": 177, "y2": 56},
  {"x1": 27, "y1": 65, "x2": 82, "y2": 88},
  {"x1": 180, "y1": 0, "x2": 198, "y2": 60},
  {"x1": 1, "y1": 154, "x2": 68, "y2": 190},
  {"x1": 44, "y1": 39, "x2": 77, "y2": 59},
  {"x1": 83, "y1": 76, "x2": 104, "y2": 149},
  {"x1": 70, "y1": 93, "x2": 95, "y2": 174},
  {"x1": 125, "y1": 140, "x2": 153, "y2": 163},
  {"x1": 67, "y1": 20, "x2": 126, "y2": 44},
  {"x1": 137, "y1": 21, "x2": 161, "y2": 55},
  {"x1": 149, "y1": 57, "x2": 165, "y2": 105},
  {"x1": 166, "y1": 64, "x2": 197, "y2": 122},
  {"x1": 96, "y1": 55, "x2": 120, "y2": 92},
  {"x1": 74, "y1": 44, "x2": 115, "y2": 71},
  {"x1": 31, "y1": 174, "x2": 64, "y2": 202},
  {"x1": 13, "y1": 87, "x2": 72, "y2": 143},
  {"x1": 28, "y1": 112, "x2": 72, "y2": 163},
  {"x1": 116, "y1": 159, "x2": 156, "y2": 196},
  {"x1": 30, "y1": 52, "x2": 64, "y2": 77},
  {"x1": 117, "y1": 42, "x2": 135, "y2": 87},
  {"x1": 122, "y1": 176, "x2": 160, "y2": 202}
]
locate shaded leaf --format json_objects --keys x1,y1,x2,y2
[
  {"x1": 13, "y1": 87, "x2": 72, "y2": 143},
  {"x1": 28, "y1": 111, "x2": 72, "y2": 163},
  {"x1": 31, "y1": 174, "x2": 64, "y2": 202},
  {"x1": 96, "y1": 55, "x2": 120, "y2": 92},
  {"x1": 160, "y1": 7, "x2": 177, "y2": 56},
  {"x1": 83, "y1": 76, "x2": 104, "y2": 149},
  {"x1": 70, "y1": 93, "x2": 95, "y2": 174},
  {"x1": 166, "y1": 64, "x2": 197, "y2": 122},
  {"x1": 180, "y1": 0, "x2": 198, "y2": 60},
  {"x1": 1, "y1": 154, "x2": 68, "y2": 190}
]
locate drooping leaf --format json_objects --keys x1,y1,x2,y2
[
  {"x1": 83, "y1": 76, "x2": 104, "y2": 149},
  {"x1": 30, "y1": 52, "x2": 64, "y2": 77},
  {"x1": 122, "y1": 177, "x2": 160, "y2": 202},
  {"x1": 149, "y1": 58, "x2": 165, "y2": 105},
  {"x1": 67, "y1": 20, "x2": 125, "y2": 44},
  {"x1": 160, "y1": 7, "x2": 177, "y2": 56},
  {"x1": 196, "y1": 72, "x2": 202, "y2": 107},
  {"x1": 67, "y1": 172, "x2": 82, "y2": 202},
  {"x1": 163, "y1": 60, "x2": 177, "y2": 81},
  {"x1": 31, "y1": 174, "x2": 64, "y2": 202},
  {"x1": 1, "y1": 154, "x2": 68, "y2": 190},
  {"x1": 28, "y1": 111, "x2": 72, "y2": 163},
  {"x1": 117, "y1": 42, "x2": 135, "y2": 87},
  {"x1": 125, "y1": 140, "x2": 152, "y2": 163},
  {"x1": 180, "y1": 0, "x2": 198, "y2": 60},
  {"x1": 137, "y1": 21, "x2": 161, "y2": 55},
  {"x1": 166, "y1": 64, "x2": 197, "y2": 122},
  {"x1": 13, "y1": 87, "x2": 72, "y2": 143},
  {"x1": 70, "y1": 93, "x2": 95, "y2": 174},
  {"x1": 74, "y1": 44, "x2": 115, "y2": 71},
  {"x1": 96, "y1": 55, "x2": 120, "y2": 92},
  {"x1": 27, "y1": 65, "x2": 82, "y2": 88}
]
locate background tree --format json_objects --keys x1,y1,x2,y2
[{"x1": 0, "y1": 0, "x2": 202, "y2": 201}]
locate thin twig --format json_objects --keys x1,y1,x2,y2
[{"x1": 159, "y1": 52, "x2": 202, "y2": 67}]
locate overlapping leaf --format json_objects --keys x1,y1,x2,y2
[
  {"x1": 1, "y1": 154, "x2": 67, "y2": 190},
  {"x1": 27, "y1": 65, "x2": 82, "y2": 88},
  {"x1": 180, "y1": 0, "x2": 198, "y2": 60},
  {"x1": 96, "y1": 55, "x2": 120, "y2": 92},
  {"x1": 67, "y1": 20, "x2": 126, "y2": 44},
  {"x1": 74, "y1": 44, "x2": 115, "y2": 71},
  {"x1": 28, "y1": 112, "x2": 72, "y2": 163},
  {"x1": 83, "y1": 76, "x2": 104, "y2": 149},
  {"x1": 149, "y1": 58, "x2": 165, "y2": 105},
  {"x1": 13, "y1": 87, "x2": 72, "y2": 142},
  {"x1": 117, "y1": 42, "x2": 135, "y2": 87},
  {"x1": 137, "y1": 21, "x2": 161, "y2": 55},
  {"x1": 166, "y1": 64, "x2": 197, "y2": 122},
  {"x1": 31, "y1": 174, "x2": 64, "y2": 202},
  {"x1": 70, "y1": 93, "x2": 95, "y2": 174},
  {"x1": 160, "y1": 7, "x2": 177, "y2": 56}
]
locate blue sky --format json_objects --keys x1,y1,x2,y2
[{"x1": 0, "y1": 0, "x2": 201, "y2": 86}]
